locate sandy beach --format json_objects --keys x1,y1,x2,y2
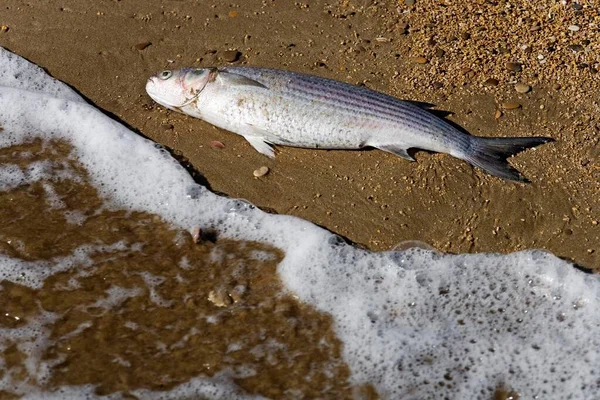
[
  {"x1": 1, "y1": 1, "x2": 600, "y2": 398},
  {"x1": 0, "y1": 0, "x2": 597, "y2": 266}
]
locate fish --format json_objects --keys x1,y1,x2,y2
[{"x1": 145, "y1": 67, "x2": 554, "y2": 182}]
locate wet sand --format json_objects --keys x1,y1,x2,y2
[{"x1": 0, "y1": 0, "x2": 598, "y2": 267}]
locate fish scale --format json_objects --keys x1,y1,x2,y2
[{"x1": 146, "y1": 66, "x2": 553, "y2": 182}]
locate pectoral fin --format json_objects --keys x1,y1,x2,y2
[
  {"x1": 245, "y1": 136, "x2": 276, "y2": 158},
  {"x1": 217, "y1": 71, "x2": 268, "y2": 89},
  {"x1": 376, "y1": 145, "x2": 415, "y2": 161}
]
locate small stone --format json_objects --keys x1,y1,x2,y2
[
  {"x1": 208, "y1": 290, "x2": 232, "y2": 307},
  {"x1": 568, "y1": 44, "x2": 584, "y2": 52},
  {"x1": 501, "y1": 102, "x2": 521, "y2": 110},
  {"x1": 515, "y1": 83, "x2": 531, "y2": 93},
  {"x1": 222, "y1": 50, "x2": 241, "y2": 62},
  {"x1": 494, "y1": 110, "x2": 503, "y2": 119},
  {"x1": 413, "y1": 56, "x2": 428, "y2": 64},
  {"x1": 160, "y1": 122, "x2": 174, "y2": 130},
  {"x1": 572, "y1": 3, "x2": 583, "y2": 10},
  {"x1": 552, "y1": 83, "x2": 561, "y2": 90},
  {"x1": 427, "y1": 38, "x2": 436, "y2": 47},
  {"x1": 0, "y1": 25, "x2": 9, "y2": 32},
  {"x1": 435, "y1": 48, "x2": 445, "y2": 58},
  {"x1": 432, "y1": 81, "x2": 443, "y2": 89},
  {"x1": 253, "y1": 166, "x2": 270, "y2": 177},
  {"x1": 191, "y1": 226, "x2": 202, "y2": 243},
  {"x1": 135, "y1": 41, "x2": 152, "y2": 50},
  {"x1": 483, "y1": 78, "x2": 499, "y2": 87},
  {"x1": 568, "y1": 25, "x2": 580, "y2": 32},
  {"x1": 404, "y1": 0, "x2": 415, "y2": 5},
  {"x1": 460, "y1": 32, "x2": 471, "y2": 40},
  {"x1": 210, "y1": 140, "x2": 225, "y2": 150},
  {"x1": 505, "y1": 62, "x2": 522, "y2": 72}
]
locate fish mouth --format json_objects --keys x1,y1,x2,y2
[{"x1": 145, "y1": 77, "x2": 193, "y2": 110}]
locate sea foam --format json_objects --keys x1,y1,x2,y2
[{"x1": 0, "y1": 47, "x2": 599, "y2": 399}]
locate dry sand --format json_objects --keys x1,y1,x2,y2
[{"x1": 0, "y1": 1, "x2": 598, "y2": 265}]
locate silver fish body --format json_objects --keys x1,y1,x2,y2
[{"x1": 146, "y1": 67, "x2": 553, "y2": 182}]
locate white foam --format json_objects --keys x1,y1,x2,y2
[
  {"x1": 138, "y1": 271, "x2": 173, "y2": 308},
  {"x1": 0, "y1": 48, "x2": 83, "y2": 103},
  {"x1": 1, "y1": 47, "x2": 599, "y2": 399},
  {"x1": 0, "y1": 242, "x2": 128, "y2": 289}
]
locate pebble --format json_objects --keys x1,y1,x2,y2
[
  {"x1": 432, "y1": 81, "x2": 443, "y2": 89},
  {"x1": 210, "y1": 140, "x2": 225, "y2": 150},
  {"x1": 413, "y1": 56, "x2": 428, "y2": 64},
  {"x1": 404, "y1": 0, "x2": 415, "y2": 5},
  {"x1": 552, "y1": 83, "x2": 561, "y2": 90},
  {"x1": 160, "y1": 122, "x2": 174, "y2": 130},
  {"x1": 253, "y1": 166, "x2": 270, "y2": 177},
  {"x1": 461, "y1": 32, "x2": 471, "y2": 40},
  {"x1": 568, "y1": 44, "x2": 584, "y2": 52},
  {"x1": 568, "y1": 25, "x2": 580, "y2": 32},
  {"x1": 191, "y1": 226, "x2": 202, "y2": 244},
  {"x1": 573, "y1": 3, "x2": 583, "y2": 10},
  {"x1": 135, "y1": 41, "x2": 152, "y2": 50},
  {"x1": 222, "y1": 50, "x2": 241, "y2": 62},
  {"x1": 483, "y1": 78, "x2": 499, "y2": 87},
  {"x1": 435, "y1": 48, "x2": 445, "y2": 58},
  {"x1": 501, "y1": 102, "x2": 521, "y2": 110},
  {"x1": 514, "y1": 83, "x2": 531, "y2": 93},
  {"x1": 0, "y1": 25, "x2": 9, "y2": 32},
  {"x1": 505, "y1": 62, "x2": 522, "y2": 72},
  {"x1": 494, "y1": 110, "x2": 503, "y2": 119},
  {"x1": 208, "y1": 290, "x2": 232, "y2": 307}
]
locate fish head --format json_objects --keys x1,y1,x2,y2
[{"x1": 145, "y1": 68, "x2": 214, "y2": 112}]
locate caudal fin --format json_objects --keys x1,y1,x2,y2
[{"x1": 464, "y1": 136, "x2": 554, "y2": 182}]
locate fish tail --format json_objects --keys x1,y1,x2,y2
[{"x1": 463, "y1": 136, "x2": 554, "y2": 182}]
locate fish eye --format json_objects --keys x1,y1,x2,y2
[{"x1": 159, "y1": 70, "x2": 172, "y2": 80}]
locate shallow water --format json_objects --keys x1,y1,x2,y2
[{"x1": 0, "y1": 139, "x2": 362, "y2": 399}]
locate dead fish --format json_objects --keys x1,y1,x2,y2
[{"x1": 145, "y1": 67, "x2": 553, "y2": 182}]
